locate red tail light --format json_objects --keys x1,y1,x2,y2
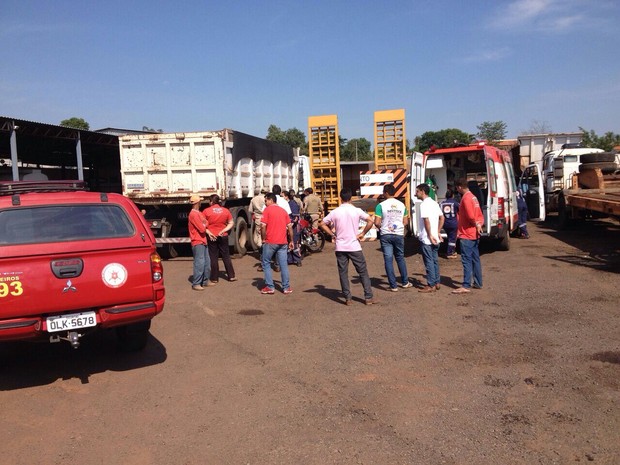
[
  {"x1": 498, "y1": 197, "x2": 505, "y2": 218},
  {"x1": 151, "y1": 252, "x2": 164, "y2": 282}
]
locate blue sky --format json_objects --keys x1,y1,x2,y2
[{"x1": 1, "y1": 0, "x2": 619, "y2": 142}]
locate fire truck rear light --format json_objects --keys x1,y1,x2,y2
[{"x1": 151, "y1": 253, "x2": 164, "y2": 282}]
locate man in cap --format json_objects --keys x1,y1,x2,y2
[
  {"x1": 302, "y1": 187, "x2": 323, "y2": 229},
  {"x1": 250, "y1": 188, "x2": 267, "y2": 270},
  {"x1": 188, "y1": 194, "x2": 210, "y2": 290}
]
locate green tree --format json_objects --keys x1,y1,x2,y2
[
  {"x1": 476, "y1": 121, "x2": 507, "y2": 143},
  {"x1": 266, "y1": 125, "x2": 308, "y2": 155},
  {"x1": 579, "y1": 127, "x2": 620, "y2": 152},
  {"x1": 340, "y1": 137, "x2": 372, "y2": 161},
  {"x1": 60, "y1": 117, "x2": 90, "y2": 131},
  {"x1": 414, "y1": 128, "x2": 472, "y2": 153}
]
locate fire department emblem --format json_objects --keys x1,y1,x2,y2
[{"x1": 102, "y1": 263, "x2": 128, "y2": 288}]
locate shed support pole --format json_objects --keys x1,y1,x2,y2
[
  {"x1": 76, "y1": 132, "x2": 84, "y2": 181},
  {"x1": 10, "y1": 121, "x2": 19, "y2": 181}
]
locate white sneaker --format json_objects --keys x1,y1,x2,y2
[
  {"x1": 389, "y1": 287, "x2": 399, "y2": 292},
  {"x1": 400, "y1": 282, "x2": 413, "y2": 289}
]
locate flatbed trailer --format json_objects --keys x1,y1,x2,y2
[
  {"x1": 559, "y1": 169, "x2": 620, "y2": 226},
  {"x1": 565, "y1": 190, "x2": 620, "y2": 216}
]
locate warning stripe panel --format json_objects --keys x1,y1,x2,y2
[
  {"x1": 156, "y1": 237, "x2": 191, "y2": 243},
  {"x1": 360, "y1": 169, "x2": 408, "y2": 198}
]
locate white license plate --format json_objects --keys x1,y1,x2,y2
[{"x1": 46, "y1": 311, "x2": 97, "y2": 333}]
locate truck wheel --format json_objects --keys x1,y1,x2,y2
[
  {"x1": 234, "y1": 217, "x2": 249, "y2": 256},
  {"x1": 497, "y1": 232, "x2": 510, "y2": 251},
  {"x1": 580, "y1": 152, "x2": 617, "y2": 164},
  {"x1": 116, "y1": 320, "x2": 151, "y2": 352},
  {"x1": 159, "y1": 244, "x2": 178, "y2": 260},
  {"x1": 557, "y1": 194, "x2": 569, "y2": 230},
  {"x1": 248, "y1": 221, "x2": 260, "y2": 251}
]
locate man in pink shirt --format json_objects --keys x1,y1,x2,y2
[
  {"x1": 320, "y1": 188, "x2": 375, "y2": 305},
  {"x1": 452, "y1": 178, "x2": 484, "y2": 294}
]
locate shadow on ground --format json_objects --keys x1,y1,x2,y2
[{"x1": 0, "y1": 330, "x2": 167, "y2": 390}]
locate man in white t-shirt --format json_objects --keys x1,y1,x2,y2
[
  {"x1": 374, "y1": 183, "x2": 412, "y2": 291},
  {"x1": 272, "y1": 185, "x2": 292, "y2": 215},
  {"x1": 416, "y1": 183, "x2": 444, "y2": 293}
]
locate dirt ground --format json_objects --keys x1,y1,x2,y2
[{"x1": 1, "y1": 217, "x2": 619, "y2": 465}]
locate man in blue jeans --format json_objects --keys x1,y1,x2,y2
[
  {"x1": 188, "y1": 194, "x2": 210, "y2": 291},
  {"x1": 374, "y1": 183, "x2": 412, "y2": 291},
  {"x1": 452, "y1": 178, "x2": 484, "y2": 294},
  {"x1": 260, "y1": 193, "x2": 294, "y2": 294},
  {"x1": 415, "y1": 183, "x2": 444, "y2": 293}
]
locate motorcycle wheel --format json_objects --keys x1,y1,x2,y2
[{"x1": 306, "y1": 230, "x2": 325, "y2": 253}]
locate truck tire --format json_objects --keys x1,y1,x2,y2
[
  {"x1": 580, "y1": 152, "x2": 617, "y2": 164},
  {"x1": 234, "y1": 217, "x2": 249, "y2": 256},
  {"x1": 249, "y1": 221, "x2": 260, "y2": 252},
  {"x1": 116, "y1": 320, "x2": 151, "y2": 352},
  {"x1": 579, "y1": 161, "x2": 618, "y2": 174},
  {"x1": 159, "y1": 244, "x2": 178, "y2": 260},
  {"x1": 497, "y1": 232, "x2": 510, "y2": 251}
]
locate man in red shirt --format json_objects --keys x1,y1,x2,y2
[
  {"x1": 452, "y1": 178, "x2": 484, "y2": 294},
  {"x1": 203, "y1": 195, "x2": 236, "y2": 284},
  {"x1": 188, "y1": 194, "x2": 210, "y2": 291},
  {"x1": 260, "y1": 193, "x2": 294, "y2": 294}
]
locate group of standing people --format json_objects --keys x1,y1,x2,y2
[
  {"x1": 412, "y1": 178, "x2": 484, "y2": 295},
  {"x1": 193, "y1": 185, "x2": 324, "y2": 295},
  {"x1": 189, "y1": 178, "x2": 485, "y2": 301},
  {"x1": 316, "y1": 179, "x2": 484, "y2": 305},
  {"x1": 188, "y1": 194, "x2": 236, "y2": 291}
]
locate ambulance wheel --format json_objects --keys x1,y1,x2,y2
[
  {"x1": 234, "y1": 217, "x2": 249, "y2": 257},
  {"x1": 498, "y1": 232, "x2": 510, "y2": 251}
]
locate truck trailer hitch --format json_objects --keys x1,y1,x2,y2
[{"x1": 49, "y1": 331, "x2": 82, "y2": 349}]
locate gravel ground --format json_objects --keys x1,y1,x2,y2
[{"x1": 0, "y1": 218, "x2": 618, "y2": 465}]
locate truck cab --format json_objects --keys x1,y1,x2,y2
[
  {"x1": 409, "y1": 142, "x2": 518, "y2": 250},
  {"x1": 520, "y1": 145, "x2": 604, "y2": 220}
]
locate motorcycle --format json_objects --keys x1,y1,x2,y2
[{"x1": 299, "y1": 214, "x2": 326, "y2": 255}]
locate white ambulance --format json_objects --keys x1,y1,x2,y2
[{"x1": 409, "y1": 142, "x2": 519, "y2": 250}]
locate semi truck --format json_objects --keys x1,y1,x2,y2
[
  {"x1": 519, "y1": 144, "x2": 620, "y2": 228},
  {"x1": 119, "y1": 129, "x2": 307, "y2": 258}
]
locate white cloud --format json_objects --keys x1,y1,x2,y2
[
  {"x1": 508, "y1": 0, "x2": 554, "y2": 20},
  {"x1": 490, "y1": 0, "x2": 609, "y2": 32},
  {"x1": 494, "y1": 0, "x2": 555, "y2": 28},
  {"x1": 462, "y1": 48, "x2": 511, "y2": 63},
  {"x1": 546, "y1": 14, "x2": 583, "y2": 32}
]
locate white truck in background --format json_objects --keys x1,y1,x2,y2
[
  {"x1": 520, "y1": 144, "x2": 620, "y2": 228},
  {"x1": 119, "y1": 129, "x2": 309, "y2": 258}
]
